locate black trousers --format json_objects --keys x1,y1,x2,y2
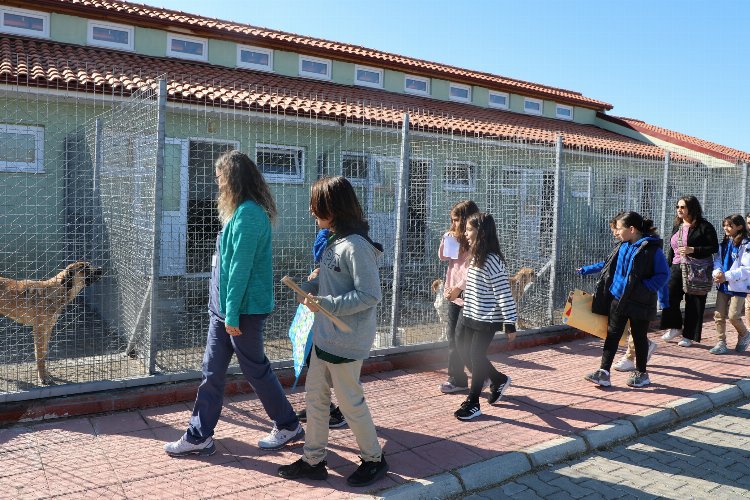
[
  {"x1": 601, "y1": 299, "x2": 650, "y2": 373},
  {"x1": 446, "y1": 302, "x2": 468, "y2": 386},
  {"x1": 456, "y1": 316, "x2": 507, "y2": 402},
  {"x1": 660, "y1": 264, "x2": 707, "y2": 342}
]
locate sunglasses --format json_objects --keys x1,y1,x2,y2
[{"x1": 675, "y1": 205, "x2": 687, "y2": 209}]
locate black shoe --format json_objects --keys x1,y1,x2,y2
[
  {"x1": 346, "y1": 456, "x2": 389, "y2": 487},
  {"x1": 329, "y1": 406, "x2": 347, "y2": 428},
  {"x1": 487, "y1": 375, "x2": 511, "y2": 405},
  {"x1": 278, "y1": 458, "x2": 328, "y2": 481},
  {"x1": 295, "y1": 407, "x2": 307, "y2": 422},
  {"x1": 454, "y1": 399, "x2": 481, "y2": 421}
]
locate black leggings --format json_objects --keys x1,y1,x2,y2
[
  {"x1": 456, "y1": 316, "x2": 507, "y2": 402},
  {"x1": 660, "y1": 264, "x2": 707, "y2": 341},
  {"x1": 602, "y1": 299, "x2": 650, "y2": 372},
  {"x1": 446, "y1": 302, "x2": 468, "y2": 386}
]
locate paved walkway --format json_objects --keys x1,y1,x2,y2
[
  {"x1": 465, "y1": 398, "x2": 750, "y2": 499},
  {"x1": 1, "y1": 319, "x2": 750, "y2": 499}
]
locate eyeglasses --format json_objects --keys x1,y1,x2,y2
[{"x1": 676, "y1": 205, "x2": 687, "y2": 209}]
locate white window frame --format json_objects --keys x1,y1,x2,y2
[
  {"x1": 236, "y1": 44, "x2": 273, "y2": 72},
  {"x1": 0, "y1": 6, "x2": 49, "y2": 38},
  {"x1": 488, "y1": 90, "x2": 509, "y2": 110},
  {"x1": 166, "y1": 33, "x2": 208, "y2": 62},
  {"x1": 404, "y1": 75, "x2": 430, "y2": 96},
  {"x1": 0, "y1": 124, "x2": 44, "y2": 173},
  {"x1": 449, "y1": 83, "x2": 472, "y2": 103},
  {"x1": 556, "y1": 104, "x2": 573, "y2": 120},
  {"x1": 523, "y1": 97, "x2": 543, "y2": 115},
  {"x1": 298, "y1": 55, "x2": 331, "y2": 80},
  {"x1": 255, "y1": 144, "x2": 305, "y2": 183},
  {"x1": 354, "y1": 65, "x2": 383, "y2": 89},
  {"x1": 443, "y1": 161, "x2": 476, "y2": 192},
  {"x1": 87, "y1": 20, "x2": 134, "y2": 51}
]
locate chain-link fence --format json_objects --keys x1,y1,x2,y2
[{"x1": 0, "y1": 69, "x2": 748, "y2": 401}]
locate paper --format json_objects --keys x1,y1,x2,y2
[
  {"x1": 443, "y1": 234, "x2": 460, "y2": 259},
  {"x1": 287, "y1": 303, "x2": 315, "y2": 384}
]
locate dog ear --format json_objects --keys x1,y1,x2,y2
[{"x1": 62, "y1": 267, "x2": 75, "y2": 291}]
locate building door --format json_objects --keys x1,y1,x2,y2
[{"x1": 159, "y1": 139, "x2": 188, "y2": 276}]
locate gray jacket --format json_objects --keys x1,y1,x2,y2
[{"x1": 300, "y1": 233, "x2": 382, "y2": 360}]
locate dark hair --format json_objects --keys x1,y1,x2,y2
[
  {"x1": 616, "y1": 211, "x2": 658, "y2": 236},
  {"x1": 310, "y1": 176, "x2": 368, "y2": 235},
  {"x1": 609, "y1": 211, "x2": 625, "y2": 228},
  {"x1": 467, "y1": 212, "x2": 504, "y2": 268},
  {"x1": 448, "y1": 200, "x2": 480, "y2": 252},
  {"x1": 673, "y1": 195, "x2": 703, "y2": 227},
  {"x1": 216, "y1": 150, "x2": 277, "y2": 224},
  {"x1": 722, "y1": 214, "x2": 748, "y2": 247}
]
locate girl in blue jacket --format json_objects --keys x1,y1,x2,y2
[{"x1": 577, "y1": 212, "x2": 669, "y2": 388}]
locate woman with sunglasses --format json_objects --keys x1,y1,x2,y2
[{"x1": 660, "y1": 196, "x2": 718, "y2": 347}]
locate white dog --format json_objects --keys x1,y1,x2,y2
[{"x1": 431, "y1": 278, "x2": 450, "y2": 341}]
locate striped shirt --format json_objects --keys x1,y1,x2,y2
[{"x1": 462, "y1": 253, "x2": 517, "y2": 327}]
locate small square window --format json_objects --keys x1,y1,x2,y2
[
  {"x1": 256, "y1": 144, "x2": 304, "y2": 183},
  {"x1": 444, "y1": 162, "x2": 476, "y2": 192},
  {"x1": 0, "y1": 124, "x2": 44, "y2": 173},
  {"x1": 449, "y1": 83, "x2": 471, "y2": 103},
  {"x1": 0, "y1": 7, "x2": 49, "y2": 38},
  {"x1": 167, "y1": 33, "x2": 207, "y2": 61},
  {"x1": 88, "y1": 21, "x2": 133, "y2": 51},
  {"x1": 556, "y1": 104, "x2": 573, "y2": 120},
  {"x1": 523, "y1": 97, "x2": 543, "y2": 115},
  {"x1": 404, "y1": 75, "x2": 430, "y2": 96},
  {"x1": 489, "y1": 91, "x2": 509, "y2": 110},
  {"x1": 237, "y1": 45, "x2": 273, "y2": 71},
  {"x1": 354, "y1": 65, "x2": 383, "y2": 88},
  {"x1": 299, "y1": 56, "x2": 331, "y2": 80}
]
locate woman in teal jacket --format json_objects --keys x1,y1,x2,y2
[{"x1": 164, "y1": 151, "x2": 301, "y2": 457}]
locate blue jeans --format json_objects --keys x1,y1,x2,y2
[{"x1": 186, "y1": 313, "x2": 298, "y2": 443}]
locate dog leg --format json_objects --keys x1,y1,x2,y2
[{"x1": 32, "y1": 323, "x2": 54, "y2": 385}]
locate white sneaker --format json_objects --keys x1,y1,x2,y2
[
  {"x1": 661, "y1": 329, "x2": 682, "y2": 341},
  {"x1": 646, "y1": 340, "x2": 657, "y2": 361},
  {"x1": 258, "y1": 424, "x2": 304, "y2": 450},
  {"x1": 613, "y1": 357, "x2": 636, "y2": 372},
  {"x1": 164, "y1": 435, "x2": 216, "y2": 457},
  {"x1": 677, "y1": 338, "x2": 693, "y2": 347}
]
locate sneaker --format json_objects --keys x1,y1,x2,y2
[
  {"x1": 295, "y1": 407, "x2": 307, "y2": 422},
  {"x1": 647, "y1": 340, "x2": 657, "y2": 361},
  {"x1": 584, "y1": 369, "x2": 611, "y2": 387},
  {"x1": 346, "y1": 456, "x2": 389, "y2": 487},
  {"x1": 258, "y1": 424, "x2": 304, "y2": 450},
  {"x1": 454, "y1": 399, "x2": 481, "y2": 421},
  {"x1": 661, "y1": 328, "x2": 682, "y2": 341},
  {"x1": 328, "y1": 406, "x2": 347, "y2": 428},
  {"x1": 487, "y1": 376, "x2": 511, "y2": 404},
  {"x1": 709, "y1": 341, "x2": 729, "y2": 355},
  {"x1": 627, "y1": 371, "x2": 651, "y2": 388},
  {"x1": 164, "y1": 435, "x2": 216, "y2": 457},
  {"x1": 736, "y1": 334, "x2": 750, "y2": 353},
  {"x1": 440, "y1": 380, "x2": 468, "y2": 394},
  {"x1": 613, "y1": 357, "x2": 636, "y2": 372},
  {"x1": 278, "y1": 458, "x2": 328, "y2": 481},
  {"x1": 677, "y1": 338, "x2": 693, "y2": 347}
]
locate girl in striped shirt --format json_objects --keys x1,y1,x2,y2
[{"x1": 454, "y1": 212, "x2": 517, "y2": 421}]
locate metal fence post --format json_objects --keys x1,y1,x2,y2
[
  {"x1": 547, "y1": 135, "x2": 564, "y2": 323},
  {"x1": 390, "y1": 113, "x2": 410, "y2": 346},
  {"x1": 148, "y1": 79, "x2": 167, "y2": 373},
  {"x1": 740, "y1": 162, "x2": 748, "y2": 216},
  {"x1": 659, "y1": 151, "x2": 670, "y2": 239}
]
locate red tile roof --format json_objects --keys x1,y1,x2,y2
[
  {"x1": 0, "y1": 36, "x2": 674, "y2": 160},
  {"x1": 31, "y1": 0, "x2": 613, "y2": 110},
  {"x1": 599, "y1": 114, "x2": 750, "y2": 163}
]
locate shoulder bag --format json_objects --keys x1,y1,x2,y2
[{"x1": 678, "y1": 227, "x2": 713, "y2": 295}]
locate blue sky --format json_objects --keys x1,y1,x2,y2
[{"x1": 154, "y1": 0, "x2": 749, "y2": 155}]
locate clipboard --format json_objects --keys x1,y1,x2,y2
[
  {"x1": 281, "y1": 276, "x2": 352, "y2": 333},
  {"x1": 563, "y1": 289, "x2": 626, "y2": 345}
]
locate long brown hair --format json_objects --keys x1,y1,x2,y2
[
  {"x1": 310, "y1": 176, "x2": 368, "y2": 235},
  {"x1": 673, "y1": 195, "x2": 702, "y2": 227},
  {"x1": 216, "y1": 150, "x2": 277, "y2": 225},
  {"x1": 467, "y1": 212, "x2": 504, "y2": 268},
  {"x1": 722, "y1": 214, "x2": 748, "y2": 247},
  {"x1": 447, "y1": 200, "x2": 479, "y2": 253}
]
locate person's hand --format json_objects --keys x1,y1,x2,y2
[
  {"x1": 678, "y1": 246, "x2": 694, "y2": 257},
  {"x1": 575, "y1": 267, "x2": 583, "y2": 274},
  {"x1": 307, "y1": 268, "x2": 320, "y2": 281},
  {"x1": 226, "y1": 324, "x2": 242, "y2": 336},
  {"x1": 446, "y1": 287, "x2": 462, "y2": 301},
  {"x1": 714, "y1": 271, "x2": 726, "y2": 284},
  {"x1": 304, "y1": 296, "x2": 321, "y2": 313}
]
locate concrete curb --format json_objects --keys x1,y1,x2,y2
[{"x1": 375, "y1": 378, "x2": 750, "y2": 499}]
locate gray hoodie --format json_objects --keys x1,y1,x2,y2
[{"x1": 300, "y1": 233, "x2": 382, "y2": 360}]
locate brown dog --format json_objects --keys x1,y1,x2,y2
[
  {"x1": 510, "y1": 267, "x2": 536, "y2": 306},
  {"x1": 0, "y1": 262, "x2": 103, "y2": 385}
]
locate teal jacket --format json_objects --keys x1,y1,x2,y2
[{"x1": 218, "y1": 200, "x2": 274, "y2": 327}]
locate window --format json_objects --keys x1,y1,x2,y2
[
  {"x1": 0, "y1": 124, "x2": 44, "y2": 173},
  {"x1": 0, "y1": 7, "x2": 49, "y2": 38},
  {"x1": 404, "y1": 75, "x2": 430, "y2": 96},
  {"x1": 488, "y1": 91, "x2": 509, "y2": 110},
  {"x1": 556, "y1": 104, "x2": 573, "y2": 120},
  {"x1": 342, "y1": 153, "x2": 369, "y2": 183},
  {"x1": 570, "y1": 170, "x2": 591, "y2": 198},
  {"x1": 237, "y1": 45, "x2": 272, "y2": 71},
  {"x1": 299, "y1": 56, "x2": 331, "y2": 80},
  {"x1": 523, "y1": 97, "x2": 543, "y2": 115},
  {"x1": 443, "y1": 161, "x2": 476, "y2": 192},
  {"x1": 256, "y1": 144, "x2": 304, "y2": 183},
  {"x1": 354, "y1": 65, "x2": 383, "y2": 88},
  {"x1": 88, "y1": 21, "x2": 133, "y2": 51},
  {"x1": 167, "y1": 33, "x2": 207, "y2": 61},
  {"x1": 449, "y1": 83, "x2": 471, "y2": 103}
]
